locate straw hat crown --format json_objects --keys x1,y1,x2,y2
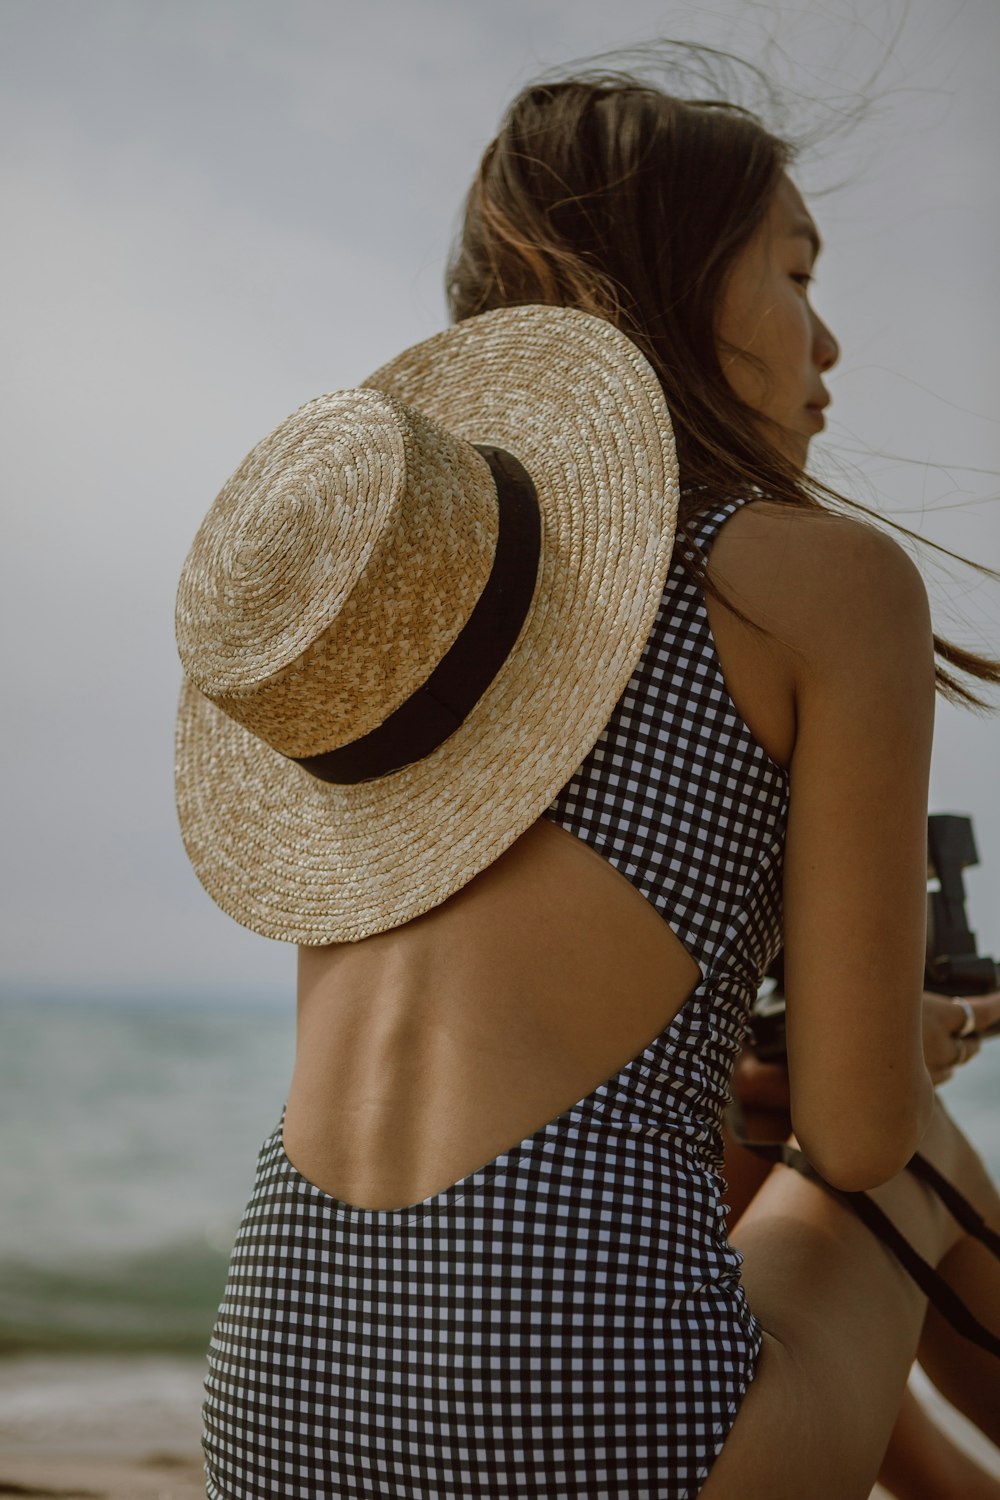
[{"x1": 175, "y1": 389, "x2": 499, "y2": 759}]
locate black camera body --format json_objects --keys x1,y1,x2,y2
[{"x1": 747, "y1": 814, "x2": 1000, "y2": 1064}]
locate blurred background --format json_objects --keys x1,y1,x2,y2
[{"x1": 2, "y1": 0, "x2": 998, "y2": 1488}]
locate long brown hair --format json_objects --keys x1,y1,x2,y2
[{"x1": 446, "y1": 66, "x2": 1000, "y2": 709}]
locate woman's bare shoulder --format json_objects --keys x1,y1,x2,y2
[
  {"x1": 731, "y1": 497, "x2": 919, "y2": 564},
  {"x1": 708, "y1": 499, "x2": 930, "y2": 661}
]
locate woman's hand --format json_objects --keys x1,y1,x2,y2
[
  {"x1": 731, "y1": 989, "x2": 1000, "y2": 1106},
  {"x1": 922, "y1": 989, "x2": 1000, "y2": 1086}
]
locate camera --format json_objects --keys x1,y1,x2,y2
[{"x1": 747, "y1": 813, "x2": 1000, "y2": 1064}]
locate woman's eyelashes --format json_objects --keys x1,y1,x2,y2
[{"x1": 790, "y1": 272, "x2": 814, "y2": 289}]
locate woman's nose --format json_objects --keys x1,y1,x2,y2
[{"x1": 814, "y1": 313, "x2": 840, "y2": 372}]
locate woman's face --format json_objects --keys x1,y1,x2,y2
[{"x1": 715, "y1": 173, "x2": 839, "y2": 468}]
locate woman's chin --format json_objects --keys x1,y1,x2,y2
[{"x1": 754, "y1": 416, "x2": 810, "y2": 472}]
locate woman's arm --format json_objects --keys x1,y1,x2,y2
[{"x1": 762, "y1": 511, "x2": 938, "y2": 1189}]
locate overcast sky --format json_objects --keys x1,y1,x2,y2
[{"x1": 3, "y1": 0, "x2": 998, "y2": 1006}]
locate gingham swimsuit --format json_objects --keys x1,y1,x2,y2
[{"x1": 202, "y1": 492, "x2": 791, "y2": 1500}]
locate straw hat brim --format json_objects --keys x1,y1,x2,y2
[{"x1": 174, "y1": 305, "x2": 679, "y2": 943}]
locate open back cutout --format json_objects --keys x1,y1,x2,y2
[{"x1": 284, "y1": 816, "x2": 703, "y2": 1211}]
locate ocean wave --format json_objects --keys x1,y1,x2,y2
[{"x1": 0, "y1": 1237, "x2": 230, "y2": 1356}]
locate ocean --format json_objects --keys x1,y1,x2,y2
[
  {"x1": 2, "y1": 992, "x2": 294, "y2": 1361},
  {"x1": 3, "y1": 988, "x2": 998, "y2": 1367}
]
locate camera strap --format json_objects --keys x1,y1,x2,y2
[{"x1": 729, "y1": 1119, "x2": 1000, "y2": 1362}]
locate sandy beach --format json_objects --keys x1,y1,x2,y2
[
  {"x1": 0, "y1": 1355, "x2": 207, "y2": 1499},
  {"x1": 1, "y1": 1355, "x2": 995, "y2": 1500},
  {"x1": 0, "y1": 1451, "x2": 207, "y2": 1499}
]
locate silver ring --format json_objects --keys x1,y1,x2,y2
[
  {"x1": 953, "y1": 1035, "x2": 968, "y2": 1067},
  {"x1": 952, "y1": 997, "x2": 977, "y2": 1038}
]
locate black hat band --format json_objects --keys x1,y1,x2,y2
[{"x1": 291, "y1": 445, "x2": 542, "y2": 785}]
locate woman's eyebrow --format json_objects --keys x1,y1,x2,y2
[{"x1": 788, "y1": 219, "x2": 823, "y2": 260}]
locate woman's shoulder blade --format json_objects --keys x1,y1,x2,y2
[{"x1": 706, "y1": 500, "x2": 931, "y2": 679}]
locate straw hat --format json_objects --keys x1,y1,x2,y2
[{"x1": 175, "y1": 304, "x2": 679, "y2": 943}]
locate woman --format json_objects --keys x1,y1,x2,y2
[{"x1": 176, "y1": 62, "x2": 1000, "y2": 1499}]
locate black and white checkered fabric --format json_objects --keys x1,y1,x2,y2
[{"x1": 203, "y1": 494, "x2": 790, "y2": 1499}]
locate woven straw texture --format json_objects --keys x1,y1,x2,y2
[
  {"x1": 175, "y1": 304, "x2": 679, "y2": 942},
  {"x1": 176, "y1": 392, "x2": 498, "y2": 755}
]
